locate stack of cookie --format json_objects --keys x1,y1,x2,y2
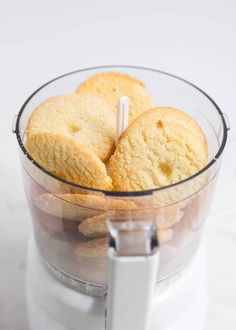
[
  {"x1": 25, "y1": 71, "x2": 208, "y2": 258},
  {"x1": 26, "y1": 72, "x2": 156, "y2": 190},
  {"x1": 26, "y1": 71, "x2": 207, "y2": 191}
]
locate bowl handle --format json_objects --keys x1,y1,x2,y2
[{"x1": 106, "y1": 218, "x2": 159, "y2": 330}]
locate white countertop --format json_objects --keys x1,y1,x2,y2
[{"x1": 1, "y1": 1, "x2": 236, "y2": 329}]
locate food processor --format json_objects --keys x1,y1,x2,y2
[{"x1": 13, "y1": 66, "x2": 229, "y2": 330}]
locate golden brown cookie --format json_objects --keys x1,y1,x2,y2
[
  {"x1": 152, "y1": 174, "x2": 207, "y2": 207},
  {"x1": 132, "y1": 198, "x2": 184, "y2": 226},
  {"x1": 75, "y1": 227, "x2": 172, "y2": 258},
  {"x1": 155, "y1": 205, "x2": 183, "y2": 229},
  {"x1": 74, "y1": 238, "x2": 108, "y2": 258},
  {"x1": 78, "y1": 214, "x2": 107, "y2": 237},
  {"x1": 34, "y1": 193, "x2": 137, "y2": 221},
  {"x1": 25, "y1": 132, "x2": 112, "y2": 190},
  {"x1": 78, "y1": 212, "x2": 175, "y2": 242},
  {"x1": 78, "y1": 205, "x2": 182, "y2": 238},
  {"x1": 109, "y1": 107, "x2": 208, "y2": 191},
  {"x1": 75, "y1": 72, "x2": 155, "y2": 123},
  {"x1": 26, "y1": 93, "x2": 116, "y2": 162}
]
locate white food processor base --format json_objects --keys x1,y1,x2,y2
[{"x1": 26, "y1": 235, "x2": 208, "y2": 330}]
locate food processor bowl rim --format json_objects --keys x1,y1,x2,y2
[{"x1": 15, "y1": 65, "x2": 228, "y2": 197}]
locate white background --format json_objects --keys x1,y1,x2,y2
[{"x1": 1, "y1": 1, "x2": 236, "y2": 329}]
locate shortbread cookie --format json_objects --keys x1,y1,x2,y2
[
  {"x1": 34, "y1": 193, "x2": 137, "y2": 221},
  {"x1": 109, "y1": 107, "x2": 208, "y2": 191},
  {"x1": 155, "y1": 205, "x2": 183, "y2": 229},
  {"x1": 78, "y1": 205, "x2": 182, "y2": 238},
  {"x1": 26, "y1": 93, "x2": 116, "y2": 162},
  {"x1": 78, "y1": 214, "x2": 108, "y2": 238},
  {"x1": 132, "y1": 199, "x2": 184, "y2": 228},
  {"x1": 26, "y1": 132, "x2": 112, "y2": 189},
  {"x1": 152, "y1": 175, "x2": 206, "y2": 207},
  {"x1": 75, "y1": 227, "x2": 173, "y2": 258},
  {"x1": 79, "y1": 212, "x2": 175, "y2": 242},
  {"x1": 78, "y1": 214, "x2": 173, "y2": 243},
  {"x1": 75, "y1": 238, "x2": 108, "y2": 258},
  {"x1": 75, "y1": 72, "x2": 155, "y2": 123}
]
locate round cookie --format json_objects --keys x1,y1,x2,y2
[
  {"x1": 155, "y1": 205, "x2": 183, "y2": 229},
  {"x1": 78, "y1": 204, "x2": 183, "y2": 238},
  {"x1": 78, "y1": 212, "x2": 175, "y2": 242},
  {"x1": 79, "y1": 214, "x2": 107, "y2": 238},
  {"x1": 75, "y1": 227, "x2": 173, "y2": 258},
  {"x1": 108, "y1": 107, "x2": 208, "y2": 191},
  {"x1": 34, "y1": 194, "x2": 103, "y2": 221},
  {"x1": 74, "y1": 238, "x2": 108, "y2": 258},
  {"x1": 25, "y1": 132, "x2": 112, "y2": 190},
  {"x1": 26, "y1": 93, "x2": 116, "y2": 162},
  {"x1": 75, "y1": 72, "x2": 155, "y2": 123},
  {"x1": 34, "y1": 193, "x2": 137, "y2": 221}
]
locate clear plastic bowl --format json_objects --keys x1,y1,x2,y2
[{"x1": 15, "y1": 65, "x2": 228, "y2": 296}]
